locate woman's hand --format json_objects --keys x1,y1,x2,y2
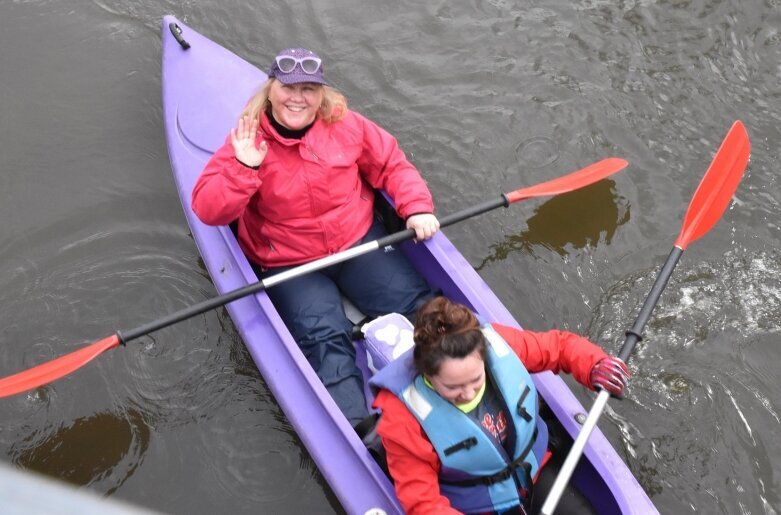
[
  {"x1": 589, "y1": 356, "x2": 630, "y2": 396},
  {"x1": 230, "y1": 115, "x2": 267, "y2": 168},
  {"x1": 406, "y1": 213, "x2": 440, "y2": 241}
]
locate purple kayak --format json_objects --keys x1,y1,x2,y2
[{"x1": 161, "y1": 15, "x2": 656, "y2": 515}]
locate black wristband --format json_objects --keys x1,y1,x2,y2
[{"x1": 235, "y1": 157, "x2": 259, "y2": 170}]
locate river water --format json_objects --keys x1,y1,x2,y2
[{"x1": 1, "y1": 0, "x2": 779, "y2": 513}]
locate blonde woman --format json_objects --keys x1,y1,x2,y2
[{"x1": 192, "y1": 48, "x2": 439, "y2": 427}]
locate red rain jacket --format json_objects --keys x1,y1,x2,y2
[
  {"x1": 192, "y1": 110, "x2": 434, "y2": 268},
  {"x1": 373, "y1": 322, "x2": 608, "y2": 515}
]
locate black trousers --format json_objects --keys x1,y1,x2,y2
[{"x1": 527, "y1": 460, "x2": 598, "y2": 515}]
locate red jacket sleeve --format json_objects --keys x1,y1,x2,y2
[
  {"x1": 191, "y1": 134, "x2": 263, "y2": 226},
  {"x1": 490, "y1": 323, "x2": 608, "y2": 388},
  {"x1": 374, "y1": 390, "x2": 461, "y2": 515},
  {"x1": 353, "y1": 113, "x2": 434, "y2": 219}
]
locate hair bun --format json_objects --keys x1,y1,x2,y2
[{"x1": 412, "y1": 297, "x2": 487, "y2": 376}]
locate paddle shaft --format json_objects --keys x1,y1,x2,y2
[
  {"x1": 119, "y1": 195, "x2": 510, "y2": 343},
  {"x1": 619, "y1": 246, "x2": 682, "y2": 360},
  {"x1": 0, "y1": 156, "x2": 628, "y2": 398},
  {"x1": 540, "y1": 246, "x2": 683, "y2": 515}
]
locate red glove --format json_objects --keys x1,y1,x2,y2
[{"x1": 589, "y1": 357, "x2": 630, "y2": 396}]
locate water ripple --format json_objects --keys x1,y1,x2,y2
[{"x1": 589, "y1": 247, "x2": 781, "y2": 512}]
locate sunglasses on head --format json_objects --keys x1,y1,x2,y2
[{"x1": 275, "y1": 56, "x2": 322, "y2": 74}]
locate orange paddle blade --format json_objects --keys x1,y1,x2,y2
[
  {"x1": 0, "y1": 335, "x2": 120, "y2": 398},
  {"x1": 505, "y1": 157, "x2": 628, "y2": 203},
  {"x1": 675, "y1": 121, "x2": 750, "y2": 249}
]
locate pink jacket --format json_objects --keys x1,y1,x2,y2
[{"x1": 191, "y1": 109, "x2": 434, "y2": 268}]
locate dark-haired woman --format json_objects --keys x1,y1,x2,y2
[{"x1": 370, "y1": 297, "x2": 629, "y2": 514}]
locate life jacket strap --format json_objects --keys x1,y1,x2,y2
[
  {"x1": 440, "y1": 427, "x2": 538, "y2": 487},
  {"x1": 444, "y1": 437, "x2": 478, "y2": 456},
  {"x1": 517, "y1": 385, "x2": 532, "y2": 422}
]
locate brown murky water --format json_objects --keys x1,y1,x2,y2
[{"x1": 2, "y1": 0, "x2": 780, "y2": 513}]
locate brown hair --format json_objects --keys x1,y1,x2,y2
[
  {"x1": 413, "y1": 297, "x2": 487, "y2": 376},
  {"x1": 239, "y1": 78, "x2": 348, "y2": 124}
]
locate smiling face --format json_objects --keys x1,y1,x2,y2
[
  {"x1": 427, "y1": 350, "x2": 487, "y2": 405},
  {"x1": 268, "y1": 80, "x2": 323, "y2": 130}
]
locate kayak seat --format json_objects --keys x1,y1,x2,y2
[{"x1": 360, "y1": 313, "x2": 414, "y2": 373}]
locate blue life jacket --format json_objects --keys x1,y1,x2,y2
[{"x1": 370, "y1": 324, "x2": 549, "y2": 513}]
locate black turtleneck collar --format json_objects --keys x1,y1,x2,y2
[{"x1": 267, "y1": 109, "x2": 315, "y2": 140}]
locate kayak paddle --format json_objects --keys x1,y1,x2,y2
[
  {"x1": 540, "y1": 121, "x2": 750, "y2": 514},
  {"x1": 0, "y1": 157, "x2": 628, "y2": 399}
]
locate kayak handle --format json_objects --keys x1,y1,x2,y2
[{"x1": 169, "y1": 22, "x2": 190, "y2": 50}]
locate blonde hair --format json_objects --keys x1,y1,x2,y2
[{"x1": 240, "y1": 78, "x2": 348, "y2": 125}]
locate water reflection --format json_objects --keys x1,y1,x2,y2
[
  {"x1": 478, "y1": 179, "x2": 629, "y2": 268},
  {"x1": 11, "y1": 409, "x2": 149, "y2": 495}
]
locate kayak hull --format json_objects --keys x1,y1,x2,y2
[{"x1": 161, "y1": 15, "x2": 656, "y2": 515}]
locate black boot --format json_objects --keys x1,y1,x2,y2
[{"x1": 353, "y1": 413, "x2": 389, "y2": 477}]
